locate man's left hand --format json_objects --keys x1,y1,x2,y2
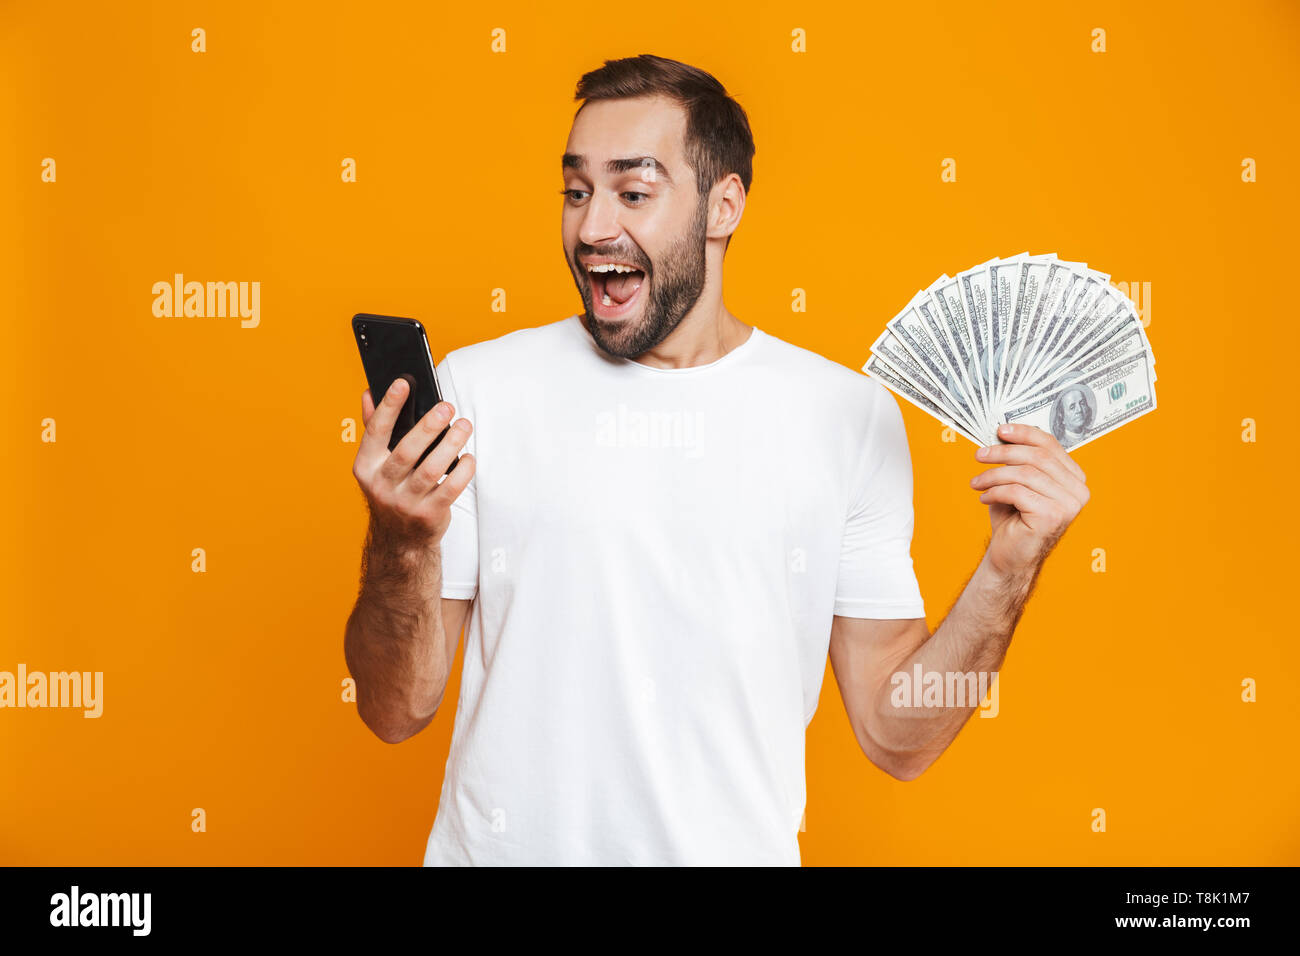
[{"x1": 969, "y1": 422, "x2": 1091, "y2": 578}]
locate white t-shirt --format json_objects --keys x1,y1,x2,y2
[{"x1": 424, "y1": 314, "x2": 925, "y2": 866}]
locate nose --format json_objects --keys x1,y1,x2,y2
[{"x1": 577, "y1": 188, "x2": 623, "y2": 248}]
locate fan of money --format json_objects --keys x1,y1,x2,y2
[{"x1": 864, "y1": 253, "x2": 1157, "y2": 451}]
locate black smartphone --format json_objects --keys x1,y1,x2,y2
[{"x1": 351, "y1": 313, "x2": 459, "y2": 475}]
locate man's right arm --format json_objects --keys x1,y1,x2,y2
[{"x1": 343, "y1": 377, "x2": 476, "y2": 744}]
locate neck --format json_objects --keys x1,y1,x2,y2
[{"x1": 612, "y1": 301, "x2": 752, "y2": 370}]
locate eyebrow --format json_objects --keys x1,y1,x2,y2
[{"x1": 562, "y1": 154, "x2": 675, "y2": 186}]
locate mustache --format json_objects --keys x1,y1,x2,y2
[{"x1": 574, "y1": 248, "x2": 651, "y2": 272}]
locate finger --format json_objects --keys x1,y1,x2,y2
[
  {"x1": 970, "y1": 463, "x2": 1082, "y2": 512},
  {"x1": 429, "y1": 450, "x2": 476, "y2": 505},
  {"x1": 379, "y1": 401, "x2": 455, "y2": 486},
  {"x1": 400, "y1": 418, "x2": 473, "y2": 498},
  {"x1": 360, "y1": 377, "x2": 411, "y2": 459},
  {"x1": 992, "y1": 422, "x2": 1086, "y2": 482},
  {"x1": 977, "y1": 481, "x2": 1054, "y2": 520},
  {"x1": 977, "y1": 438, "x2": 1087, "y2": 493},
  {"x1": 361, "y1": 388, "x2": 375, "y2": 427}
]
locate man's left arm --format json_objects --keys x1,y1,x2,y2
[{"x1": 829, "y1": 422, "x2": 1091, "y2": 781}]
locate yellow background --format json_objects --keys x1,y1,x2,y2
[{"x1": 3, "y1": 0, "x2": 1297, "y2": 864}]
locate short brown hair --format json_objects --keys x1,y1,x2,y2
[{"x1": 573, "y1": 54, "x2": 756, "y2": 201}]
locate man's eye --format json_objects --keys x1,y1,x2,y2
[
  {"x1": 623, "y1": 192, "x2": 649, "y2": 204},
  {"x1": 559, "y1": 189, "x2": 589, "y2": 202}
]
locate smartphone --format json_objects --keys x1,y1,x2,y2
[{"x1": 351, "y1": 313, "x2": 459, "y2": 475}]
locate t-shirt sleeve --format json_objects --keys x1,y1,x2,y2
[
  {"x1": 435, "y1": 354, "x2": 479, "y2": 601},
  {"x1": 833, "y1": 379, "x2": 926, "y2": 619}
]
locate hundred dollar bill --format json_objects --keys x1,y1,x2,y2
[
  {"x1": 955, "y1": 258, "x2": 999, "y2": 418},
  {"x1": 931, "y1": 257, "x2": 999, "y2": 418},
  {"x1": 915, "y1": 287, "x2": 982, "y2": 429},
  {"x1": 869, "y1": 324, "x2": 985, "y2": 438},
  {"x1": 1000, "y1": 258, "x2": 1083, "y2": 405},
  {"x1": 1010, "y1": 274, "x2": 1160, "y2": 406},
  {"x1": 870, "y1": 252, "x2": 1158, "y2": 452},
  {"x1": 1000, "y1": 348, "x2": 1157, "y2": 451},
  {"x1": 1012, "y1": 263, "x2": 1090, "y2": 393},
  {"x1": 916, "y1": 289, "x2": 987, "y2": 428},
  {"x1": 1010, "y1": 288, "x2": 1130, "y2": 404},
  {"x1": 1017, "y1": 266, "x2": 1111, "y2": 395},
  {"x1": 996, "y1": 254, "x2": 1057, "y2": 410},
  {"x1": 1028, "y1": 319, "x2": 1148, "y2": 400},
  {"x1": 865, "y1": 353, "x2": 985, "y2": 446},
  {"x1": 1090, "y1": 283, "x2": 1158, "y2": 386},
  {"x1": 988, "y1": 253, "x2": 1047, "y2": 410},
  {"x1": 882, "y1": 293, "x2": 987, "y2": 436}
]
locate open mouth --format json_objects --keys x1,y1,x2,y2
[{"x1": 585, "y1": 261, "x2": 646, "y2": 319}]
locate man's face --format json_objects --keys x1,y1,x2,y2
[
  {"x1": 1063, "y1": 389, "x2": 1088, "y2": 429},
  {"x1": 561, "y1": 95, "x2": 710, "y2": 359}
]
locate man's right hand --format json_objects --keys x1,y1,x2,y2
[{"x1": 352, "y1": 377, "x2": 476, "y2": 546}]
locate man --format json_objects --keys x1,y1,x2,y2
[{"x1": 344, "y1": 54, "x2": 1090, "y2": 866}]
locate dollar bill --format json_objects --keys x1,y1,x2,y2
[
  {"x1": 864, "y1": 353, "x2": 984, "y2": 446},
  {"x1": 869, "y1": 323, "x2": 985, "y2": 438},
  {"x1": 1000, "y1": 348, "x2": 1157, "y2": 451},
  {"x1": 866, "y1": 253, "x2": 1157, "y2": 451},
  {"x1": 882, "y1": 293, "x2": 988, "y2": 437}
]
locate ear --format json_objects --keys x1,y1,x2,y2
[{"x1": 707, "y1": 173, "x2": 746, "y2": 242}]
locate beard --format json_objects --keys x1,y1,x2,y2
[{"x1": 570, "y1": 196, "x2": 710, "y2": 360}]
